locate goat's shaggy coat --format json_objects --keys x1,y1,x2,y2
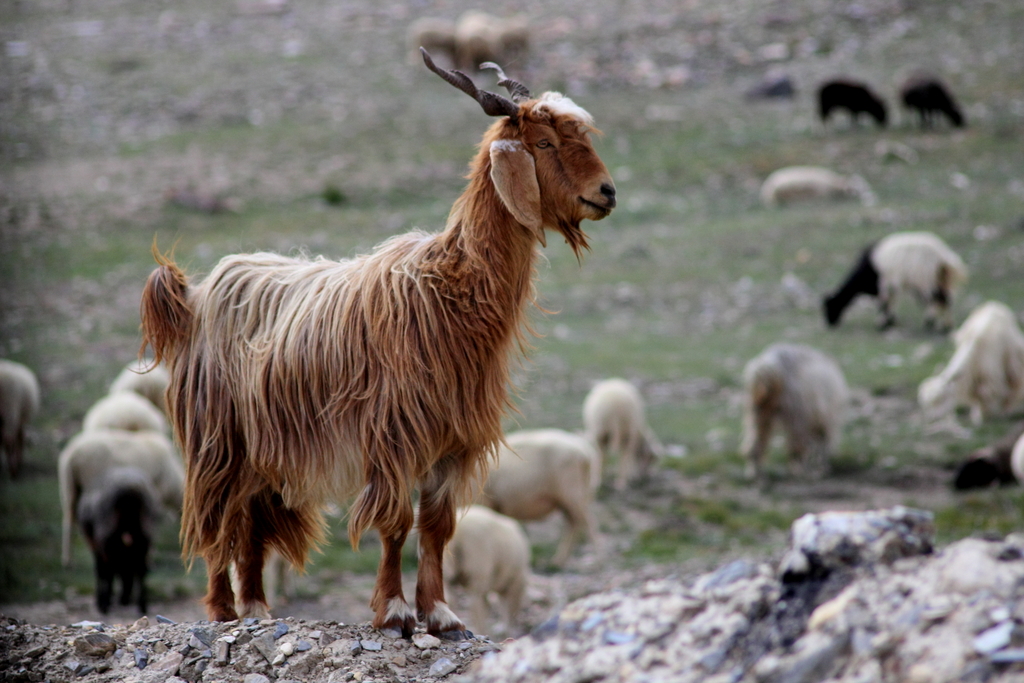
[
  {"x1": 823, "y1": 231, "x2": 967, "y2": 330},
  {"x1": 0, "y1": 359, "x2": 40, "y2": 479},
  {"x1": 741, "y1": 343, "x2": 848, "y2": 480},
  {"x1": 919, "y1": 301, "x2": 1024, "y2": 427},
  {"x1": 140, "y1": 59, "x2": 615, "y2": 637}
]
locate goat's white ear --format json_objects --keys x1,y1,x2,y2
[{"x1": 489, "y1": 140, "x2": 545, "y2": 246}]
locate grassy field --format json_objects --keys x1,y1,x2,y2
[{"x1": 2, "y1": 0, "x2": 1024, "y2": 608}]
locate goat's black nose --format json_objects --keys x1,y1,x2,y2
[{"x1": 600, "y1": 183, "x2": 617, "y2": 207}]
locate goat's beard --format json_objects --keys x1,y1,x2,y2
[{"x1": 556, "y1": 217, "x2": 590, "y2": 259}]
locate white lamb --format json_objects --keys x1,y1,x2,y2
[
  {"x1": 759, "y1": 166, "x2": 873, "y2": 207},
  {"x1": 109, "y1": 359, "x2": 170, "y2": 414},
  {"x1": 478, "y1": 428, "x2": 597, "y2": 567},
  {"x1": 0, "y1": 359, "x2": 40, "y2": 479},
  {"x1": 444, "y1": 505, "x2": 530, "y2": 636},
  {"x1": 59, "y1": 428, "x2": 185, "y2": 567},
  {"x1": 919, "y1": 301, "x2": 1024, "y2": 427},
  {"x1": 741, "y1": 343, "x2": 849, "y2": 480},
  {"x1": 82, "y1": 391, "x2": 170, "y2": 435},
  {"x1": 582, "y1": 378, "x2": 662, "y2": 490}
]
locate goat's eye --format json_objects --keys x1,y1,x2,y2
[{"x1": 536, "y1": 140, "x2": 552, "y2": 149}]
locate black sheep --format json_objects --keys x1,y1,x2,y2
[
  {"x1": 818, "y1": 79, "x2": 888, "y2": 127},
  {"x1": 76, "y1": 467, "x2": 160, "y2": 614},
  {"x1": 822, "y1": 244, "x2": 879, "y2": 327},
  {"x1": 953, "y1": 421, "x2": 1024, "y2": 490},
  {"x1": 900, "y1": 77, "x2": 965, "y2": 128}
]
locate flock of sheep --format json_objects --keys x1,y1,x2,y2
[{"x1": 0, "y1": 44, "x2": 1018, "y2": 640}]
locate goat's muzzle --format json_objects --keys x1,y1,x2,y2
[{"x1": 579, "y1": 181, "x2": 616, "y2": 217}]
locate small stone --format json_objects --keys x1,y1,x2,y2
[
  {"x1": 220, "y1": 635, "x2": 236, "y2": 645},
  {"x1": 215, "y1": 641, "x2": 231, "y2": 665},
  {"x1": 349, "y1": 640, "x2": 363, "y2": 656},
  {"x1": 603, "y1": 631, "x2": 635, "y2": 645},
  {"x1": 65, "y1": 660, "x2": 82, "y2": 674},
  {"x1": 74, "y1": 632, "x2": 117, "y2": 657},
  {"x1": 243, "y1": 674, "x2": 271, "y2": 683},
  {"x1": 392, "y1": 654, "x2": 408, "y2": 667},
  {"x1": 272, "y1": 652, "x2": 287, "y2": 665},
  {"x1": 244, "y1": 618, "x2": 259, "y2": 627},
  {"x1": 131, "y1": 617, "x2": 150, "y2": 631},
  {"x1": 990, "y1": 648, "x2": 1024, "y2": 664},
  {"x1": 25, "y1": 645, "x2": 46, "y2": 658},
  {"x1": 273, "y1": 622, "x2": 290, "y2": 640},
  {"x1": 153, "y1": 641, "x2": 168, "y2": 655},
  {"x1": 413, "y1": 633, "x2": 442, "y2": 650},
  {"x1": 189, "y1": 627, "x2": 216, "y2": 648},
  {"x1": 308, "y1": 630, "x2": 323, "y2": 640},
  {"x1": 295, "y1": 640, "x2": 312, "y2": 652},
  {"x1": 77, "y1": 665, "x2": 95, "y2": 677},
  {"x1": 352, "y1": 672, "x2": 364, "y2": 682},
  {"x1": 974, "y1": 621, "x2": 1014, "y2": 654},
  {"x1": 360, "y1": 639, "x2": 382, "y2": 652},
  {"x1": 251, "y1": 632, "x2": 277, "y2": 663},
  {"x1": 72, "y1": 621, "x2": 105, "y2": 630},
  {"x1": 279, "y1": 641, "x2": 294, "y2": 656},
  {"x1": 429, "y1": 657, "x2": 457, "y2": 677},
  {"x1": 134, "y1": 649, "x2": 149, "y2": 669},
  {"x1": 151, "y1": 651, "x2": 184, "y2": 675},
  {"x1": 155, "y1": 615, "x2": 176, "y2": 625}
]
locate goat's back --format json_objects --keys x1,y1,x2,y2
[{"x1": 872, "y1": 231, "x2": 967, "y2": 294}]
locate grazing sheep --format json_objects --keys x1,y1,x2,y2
[
  {"x1": 953, "y1": 421, "x2": 1024, "y2": 490},
  {"x1": 759, "y1": 166, "x2": 872, "y2": 207},
  {"x1": 900, "y1": 76, "x2": 964, "y2": 128},
  {"x1": 919, "y1": 301, "x2": 1024, "y2": 427},
  {"x1": 76, "y1": 466, "x2": 160, "y2": 614},
  {"x1": 818, "y1": 79, "x2": 888, "y2": 127},
  {"x1": 454, "y1": 11, "x2": 529, "y2": 72},
  {"x1": 479, "y1": 429, "x2": 598, "y2": 567},
  {"x1": 109, "y1": 359, "x2": 170, "y2": 414},
  {"x1": 59, "y1": 428, "x2": 184, "y2": 567},
  {"x1": 82, "y1": 391, "x2": 169, "y2": 435},
  {"x1": 741, "y1": 343, "x2": 849, "y2": 480},
  {"x1": 407, "y1": 17, "x2": 457, "y2": 67},
  {"x1": 1011, "y1": 432, "x2": 1024, "y2": 485},
  {"x1": 444, "y1": 505, "x2": 530, "y2": 635},
  {"x1": 138, "y1": 51, "x2": 615, "y2": 635},
  {"x1": 823, "y1": 231, "x2": 968, "y2": 331},
  {"x1": 0, "y1": 359, "x2": 40, "y2": 479},
  {"x1": 583, "y1": 378, "x2": 662, "y2": 490}
]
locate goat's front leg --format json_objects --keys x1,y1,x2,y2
[
  {"x1": 417, "y1": 460, "x2": 470, "y2": 640},
  {"x1": 368, "y1": 496, "x2": 416, "y2": 638}
]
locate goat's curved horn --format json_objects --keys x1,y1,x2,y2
[
  {"x1": 421, "y1": 47, "x2": 520, "y2": 120},
  {"x1": 479, "y1": 62, "x2": 531, "y2": 103}
]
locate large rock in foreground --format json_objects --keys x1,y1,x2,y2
[{"x1": 464, "y1": 507, "x2": 1024, "y2": 683}]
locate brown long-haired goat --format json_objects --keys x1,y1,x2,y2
[{"x1": 139, "y1": 50, "x2": 615, "y2": 639}]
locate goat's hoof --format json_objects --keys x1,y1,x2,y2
[
  {"x1": 437, "y1": 628, "x2": 474, "y2": 641},
  {"x1": 378, "y1": 615, "x2": 416, "y2": 640}
]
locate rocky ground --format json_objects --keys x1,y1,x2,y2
[{"x1": 5, "y1": 507, "x2": 1024, "y2": 683}]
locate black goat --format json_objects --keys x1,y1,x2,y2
[
  {"x1": 818, "y1": 79, "x2": 887, "y2": 127},
  {"x1": 823, "y1": 244, "x2": 879, "y2": 327},
  {"x1": 900, "y1": 77, "x2": 965, "y2": 128},
  {"x1": 953, "y1": 422, "x2": 1024, "y2": 490},
  {"x1": 76, "y1": 467, "x2": 160, "y2": 614}
]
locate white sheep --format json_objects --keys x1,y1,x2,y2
[
  {"x1": 109, "y1": 359, "x2": 170, "y2": 414},
  {"x1": 59, "y1": 428, "x2": 184, "y2": 567},
  {"x1": 582, "y1": 378, "x2": 662, "y2": 490},
  {"x1": 478, "y1": 429, "x2": 597, "y2": 567},
  {"x1": 824, "y1": 231, "x2": 968, "y2": 331},
  {"x1": 919, "y1": 301, "x2": 1024, "y2": 427},
  {"x1": 454, "y1": 11, "x2": 530, "y2": 72},
  {"x1": 740, "y1": 343, "x2": 849, "y2": 480},
  {"x1": 444, "y1": 505, "x2": 530, "y2": 636},
  {"x1": 0, "y1": 359, "x2": 40, "y2": 479},
  {"x1": 82, "y1": 391, "x2": 170, "y2": 435},
  {"x1": 759, "y1": 166, "x2": 873, "y2": 207}
]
